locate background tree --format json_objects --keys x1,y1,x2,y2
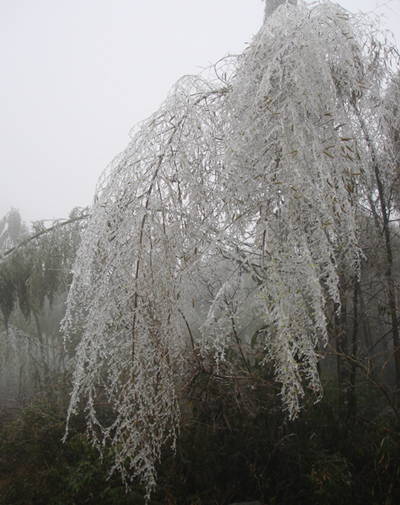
[{"x1": 0, "y1": 208, "x2": 87, "y2": 408}]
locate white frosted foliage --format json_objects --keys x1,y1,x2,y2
[
  {"x1": 63, "y1": 0, "x2": 399, "y2": 496},
  {"x1": 63, "y1": 73, "x2": 230, "y2": 496}
]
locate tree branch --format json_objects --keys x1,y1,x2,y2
[{"x1": 0, "y1": 214, "x2": 89, "y2": 261}]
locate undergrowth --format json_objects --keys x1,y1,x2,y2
[{"x1": 0, "y1": 375, "x2": 399, "y2": 504}]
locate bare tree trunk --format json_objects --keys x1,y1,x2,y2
[
  {"x1": 33, "y1": 311, "x2": 51, "y2": 387},
  {"x1": 348, "y1": 280, "x2": 359, "y2": 420},
  {"x1": 334, "y1": 296, "x2": 350, "y2": 417}
]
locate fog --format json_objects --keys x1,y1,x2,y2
[{"x1": 1, "y1": 0, "x2": 399, "y2": 224}]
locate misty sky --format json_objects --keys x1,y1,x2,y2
[{"x1": 1, "y1": 0, "x2": 399, "y2": 224}]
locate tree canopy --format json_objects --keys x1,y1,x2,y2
[{"x1": 63, "y1": 0, "x2": 400, "y2": 497}]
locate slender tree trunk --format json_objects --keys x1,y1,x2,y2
[
  {"x1": 33, "y1": 311, "x2": 51, "y2": 387},
  {"x1": 348, "y1": 280, "x2": 359, "y2": 420},
  {"x1": 335, "y1": 299, "x2": 350, "y2": 413}
]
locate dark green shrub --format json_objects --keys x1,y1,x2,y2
[{"x1": 0, "y1": 401, "x2": 159, "y2": 505}]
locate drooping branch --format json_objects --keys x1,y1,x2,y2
[
  {"x1": 0, "y1": 213, "x2": 89, "y2": 261},
  {"x1": 131, "y1": 119, "x2": 183, "y2": 379}
]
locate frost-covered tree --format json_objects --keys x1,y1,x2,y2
[{"x1": 63, "y1": 0, "x2": 400, "y2": 497}]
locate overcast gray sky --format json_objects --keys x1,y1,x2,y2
[{"x1": 1, "y1": 0, "x2": 399, "y2": 224}]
